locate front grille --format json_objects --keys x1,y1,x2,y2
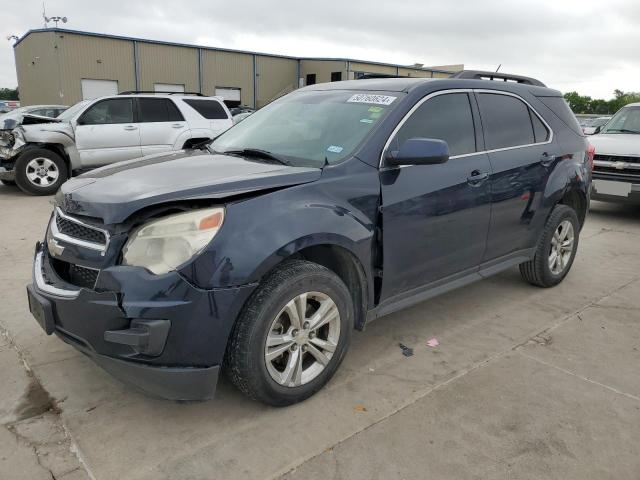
[
  {"x1": 51, "y1": 258, "x2": 99, "y2": 289},
  {"x1": 593, "y1": 154, "x2": 640, "y2": 179},
  {"x1": 55, "y1": 212, "x2": 107, "y2": 245}
]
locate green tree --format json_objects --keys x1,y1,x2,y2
[
  {"x1": 0, "y1": 87, "x2": 19, "y2": 100},
  {"x1": 564, "y1": 89, "x2": 640, "y2": 115}
]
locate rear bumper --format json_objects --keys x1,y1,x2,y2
[{"x1": 28, "y1": 245, "x2": 256, "y2": 400}]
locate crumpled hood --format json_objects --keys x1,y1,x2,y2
[
  {"x1": 588, "y1": 134, "x2": 640, "y2": 156},
  {"x1": 56, "y1": 150, "x2": 322, "y2": 224}
]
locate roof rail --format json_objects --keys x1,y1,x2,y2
[
  {"x1": 118, "y1": 91, "x2": 205, "y2": 96},
  {"x1": 355, "y1": 73, "x2": 404, "y2": 80},
  {"x1": 451, "y1": 70, "x2": 546, "y2": 87}
]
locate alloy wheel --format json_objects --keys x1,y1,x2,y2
[
  {"x1": 25, "y1": 157, "x2": 59, "y2": 187},
  {"x1": 549, "y1": 220, "x2": 574, "y2": 275},
  {"x1": 264, "y1": 291, "x2": 340, "y2": 387}
]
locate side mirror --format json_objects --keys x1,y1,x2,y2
[
  {"x1": 593, "y1": 125, "x2": 602, "y2": 134},
  {"x1": 386, "y1": 138, "x2": 450, "y2": 166}
]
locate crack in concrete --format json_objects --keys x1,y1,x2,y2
[
  {"x1": 275, "y1": 273, "x2": 640, "y2": 479},
  {"x1": 0, "y1": 319, "x2": 93, "y2": 480}
]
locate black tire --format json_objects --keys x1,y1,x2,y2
[
  {"x1": 520, "y1": 204, "x2": 580, "y2": 287},
  {"x1": 0, "y1": 179, "x2": 16, "y2": 186},
  {"x1": 225, "y1": 260, "x2": 353, "y2": 406},
  {"x1": 14, "y1": 149, "x2": 68, "y2": 196}
]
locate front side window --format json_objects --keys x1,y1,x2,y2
[
  {"x1": 211, "y1": 89, "x2": 401, "y2": 167},
  {"x1": 392, "y1": 93, "x2": 476, "y2": 157},
  {"x1": 79, "y1": 98, "x2": 133, "y2": 125},
  {"x1": 601, "y1": 107, "x2": 640, "y2": 134},
  {"x1": 477, "y1": 93, "x2": 538, "y2": 149}
]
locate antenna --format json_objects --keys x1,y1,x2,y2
[{"x1": 495, "y1": 64, "x2": 502, "y2": 73}]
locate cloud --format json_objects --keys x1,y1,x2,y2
[{"x1": 2, "y1": 0, "x2": 639, "y2": 99}]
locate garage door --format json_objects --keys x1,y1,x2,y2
[
  {"x1": 81, "y1": 79, "x2": 119, "y2": 100},
  {"x1": 154, "y1": 83, "x2": 185, "y2": 93}
]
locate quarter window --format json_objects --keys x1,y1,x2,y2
[
  {"x1": 393, "y1": 93, "x2": 476, "y2": 156},
  {"x1": 183, "y1": 99, "x2": 229, "y2": 120},
  {"x1": 79, "y1": 98, "x2": 133, "y2": 125},
  {"x1": 138, "y1": 98, "x2": 184, "y2": 122},
  {"x1": 477, "y1": 93, "x2": 543, "y2": 150}
]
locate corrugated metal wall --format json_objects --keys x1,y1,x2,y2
[
  {"x1": 14, "y1": 30, "x2": 461, "y2": 107},
  {"x1": 255, "y1": 56, "x2": 298, "y2": 108},
  {"x1": 137, "y1": 42, "x2": 199, "y2": 92},
  {"x1": 202, "y1": 50, "x2": 254, "y2": 107}
]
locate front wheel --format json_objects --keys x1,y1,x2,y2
[
  {"x1": 225, "y1": 260, "x2": 353, "y2": 406},
  {"x1": 520, "y1": 204, "x2": 580, "y2": 287},
  {"x1": 14, "y1": 149, "x2": 68, "y2": 196}
]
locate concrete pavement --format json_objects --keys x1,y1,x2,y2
[{"x1": 1, "y1": 183, "x2": 639, "y2": 480}]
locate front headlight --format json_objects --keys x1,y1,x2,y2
[{"x1": 122, "y1": 207, "x2": 224, "y2": 274}]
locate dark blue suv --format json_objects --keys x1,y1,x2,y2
[{"x1": 27, "y1": 72, "x2": 591, "y2": 405}]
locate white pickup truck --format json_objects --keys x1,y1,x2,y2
[
  {"x1": 0, "y1": 93, "x2": 233, "y2": 195},
  {"x1": 589, "y1": 102, "x2": 640, "y2": 204}
]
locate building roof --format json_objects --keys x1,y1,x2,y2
[{"x1": 14, "y1": 28, "x2": 460, "y2": 75}]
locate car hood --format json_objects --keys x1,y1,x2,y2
[
  {"x1": 56, "y1": 150, "x2": 322, "y2": 224},
  {"x1": 588, "y1": 134, "x2": 640, "y2": 156}
]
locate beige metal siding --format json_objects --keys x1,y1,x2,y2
[
  {"x1": 397, "y1": 67, "x2": 432, "y2": 78},
  {"x1": 255, "y1": 56, "x2": 298, "y2": 108},
  {"x1": 14, "y1": 32, "x2": 60, "y2": 106},
  {"x1": 349, "y1": 62, "x2": 397, "y2": 76},
  {"x1": 202, "y1": 50, "x2": 254, "y2": 107},
  {"x1": 137, "y1": 42, "x2": 199, "y2": 92},
  {"x1": 300, "y1": 60, "x2": 346, "y2": 85},
  {"x1": 56, "y1": 32, "x2": 135, "y2": 104}
]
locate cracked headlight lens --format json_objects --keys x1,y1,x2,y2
[{"x1": 122, "y1": 207, "x2": 224, "y2": 274}]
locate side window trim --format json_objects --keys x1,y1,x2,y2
[{"x1": 380, "y1": 89, "x2": 554, "y2": 168}]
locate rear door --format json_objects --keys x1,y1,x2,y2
[
  {"x1": 379, "y1": 91, "x2": 492, "y2": 300},
  {"x1": 74, "y1": 98, "x2": 142, "y2": 167},
  {"x1": 475, "y1": 91, "x2": 553, "y2": 261},
  {"x1": 137, "y1": 98, "x2": 188, "y2": 156}
]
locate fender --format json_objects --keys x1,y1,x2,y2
[{"x1": 177, "y1": 158, "x2": 381, "y2": 305}]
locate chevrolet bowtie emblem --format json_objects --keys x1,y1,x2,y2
[
  {"x1": 614, "y1": 161, "x2": 628, "y2": 170},
  {"x1": 47, "y1": 235, "x2": 65, "y2": 257}
]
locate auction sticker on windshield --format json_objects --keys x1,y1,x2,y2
[{"x1": 347, "y1": 94, "x2": 397, "y2": 105}]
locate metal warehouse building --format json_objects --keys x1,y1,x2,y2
[{"x1": 13, "y1": 28, "x2": 463, "y2": 108}]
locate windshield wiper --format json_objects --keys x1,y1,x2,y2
[
  {"x1": 605, "y1": 128, "x2": 640, "y2": 134},
  {"x1": 222, "y1": 148, "x2": 290, "y2": 166}
]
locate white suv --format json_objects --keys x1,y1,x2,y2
[{"x1": 0, "y1": 93, "x2": 233, "y2": 195}]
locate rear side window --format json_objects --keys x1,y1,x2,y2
[
  {"x1": 183, "y1": 99, "x2": 229, "y2": 120},
  {"x1": 537, "y1": 96, "x2": 583, "y2": 136},
  {"x1": 393, "y1": 93, "x2": 476, "y2": 156},
  {"x1": 477, "y1": 93, "x2": 538, "y2": 150},
  {"x1": 138, "y1": 98, "x2": 184, "y2": 122},
  {"x1": 530, "y1": 110, "x2": 550, "y2": 143}
]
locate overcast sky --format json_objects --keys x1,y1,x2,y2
[{"x1": 2, "y1": 0, "x2": 639, "y2": 99}]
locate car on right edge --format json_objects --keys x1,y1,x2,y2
[{"x1": 589, "y1": 102, "x2": 640, "y2": 204}]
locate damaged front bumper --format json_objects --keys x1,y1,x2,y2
[{"x1": 27, "y1": 244, "x2": 256, "y2": 401}]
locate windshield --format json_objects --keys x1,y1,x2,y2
[
  {"x1": 57, "y1": 100, "x2": 91, "y2": 122},
  {"x1": 210, "y1": 89, "x2": 401, "y2": 167},
  {"x1": 601, "y1": 106, "x2": 640, "y2": 134}
]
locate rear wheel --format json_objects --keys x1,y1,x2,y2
[
  {"x1": 225, "y1": 260, "x2": 353, "y2": 406},
  {"x1": 15, "y1": 149, "x2": 68, "y2": 196},
  {"x1": 520, "y1": 204, "x2": 579, "y2": 287}
]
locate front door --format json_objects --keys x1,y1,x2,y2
[
  {"x1": 74, "y1": 98, "x2": 142, "y2": 168},
  {"x1": 474, "y1": 92, "x2": 553, "y2": 261},
  {"x1": 380, "y1": 91, "x2": 492, "y2": 301}
]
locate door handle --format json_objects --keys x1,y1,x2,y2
[
  {"x1": 123, "y1": 125, "x2": 138, "y2": 131},
  {"x1": 540, "y1": 152, "x2": 555, "y2": 167},
  {"x1": 171, "y1": 123, "x2": 184, "y2": 128},
  {"x1": 467, "y1": 171, "x2": 489, "y2": 186}
]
